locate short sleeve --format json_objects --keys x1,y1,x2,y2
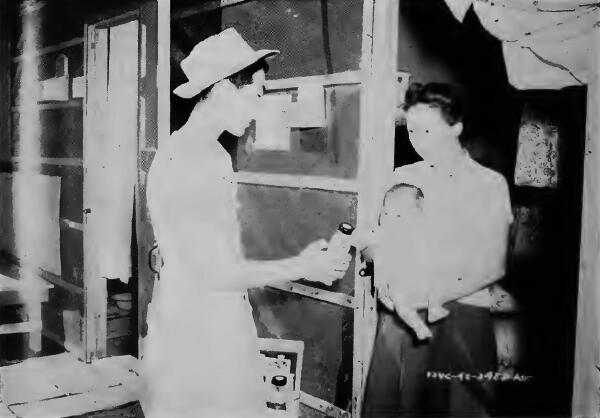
[{"x1": 496, "y1": 175, "x2": 514, "y2": 225}]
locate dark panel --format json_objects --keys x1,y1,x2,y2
[
  {"x1": 498, "y1": 89, "x2": 586, "y2": 417},
  {"x1": 171, "y1": 8, "x2": 222, "y2": 132},
  {"x1": 60, "y1": 226, "x2": 83, "y2": 287},
  {"x1": 40, "y1": 165, "x2": 83, "y2": 223},
  {"x1": 46, "y1": 286, "x2": 84, "y2": 338},
  {"x1": 9, "y1": 111, "x2": 16, "y2": 157},
  {"x1": 237, "y1": 184, "x2": 357, "y2": 296},
  {"x1": 236, "y1": 85, "x2": 360, "y2": 178},
  {"x1": 0, "y1": 174, "x2": 16, "y2": 256},
  {"x1": 222, "y1": 0, "x2": 363, "y2": 79},
  {"x1": 249, "y1": 288, "x2": 351, "y2": 408},
  {"x1": 11, "y1": 107, "x2": 83, "y2": 159},
  {"x1": 11, "y1": 0, "x2": 150, "y2": 54},
  {"x1": 31, "y1": 4, "x2": 84, "y2": 50},
  {"x1": 0, "y1": 2, "x2": 11, "y2": 160},
  {"x1": 10, "y1": 63, "x2": 18, "y2": 107},
  {"x1": 11, "y1": 5, "x2": 83, "y2": 55},
  {"x1": 141, "y1": 1, "x2": 159, "y2": 150},
  {"x1": 39, "y1": 45, "x2": 85, "y2": 80},
  {"x1": 41, "y1": 303, "x2": 66, "y2": 345},
  {"x1": 40, "y1": 107, "x2": 83, "y2": 158}
]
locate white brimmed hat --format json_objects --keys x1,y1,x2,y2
[{"x1": 173, "y1": 28, "x2": 280, "y2": 99}]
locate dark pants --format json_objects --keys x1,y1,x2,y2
[{"x1": 363, "y1": 301, "x2": 497, "y2": 417}]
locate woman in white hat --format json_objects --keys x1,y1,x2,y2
[{"x1": 141, "y1": 28, "x2": 350, "y2": 417}]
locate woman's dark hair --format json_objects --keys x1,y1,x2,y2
[
  {"x1": 403, "y1": 82, "x2": 464, "y2": 126},
  {"x1": 195, "y1": 59, "x2": 270, "y2": 101}
]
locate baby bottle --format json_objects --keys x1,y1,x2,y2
[{"x1": 328, "y1": 222, "x2": 355, "y2": 273}]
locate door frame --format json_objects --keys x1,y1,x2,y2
[
  {"x1": 572, "y1": 6, "x2": 600, "y2": 416},
  {"x1": 352, "y1": 0, "x2": 399, "y2": 415}
]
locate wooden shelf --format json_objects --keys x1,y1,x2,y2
[
  {"x1": 107, "y1": 316, "x2": 131, "y2": 339},
  {"x1": 6, "y1": 157, "x2": 83, "y2": 167},
  {"x1": 107, "y1": 304, "x2": 130, "y2": 320},
  {"x1": 0, "y1": 252, "x2": 83, "y2": 296},
  {"x1": 0, "y1": 320, "x2": 42, "y2": 335},
  {"x1": 11, "y1": 99, "x2": 83, "y2": 112},
  {"x1": 12, "y1": 37, "x2": 85, "y2": 62}
]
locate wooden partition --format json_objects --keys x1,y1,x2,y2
[{"x1": 572, "y1": 7, "x2": 600, "y2": 416}]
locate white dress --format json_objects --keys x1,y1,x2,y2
[{"x1": 140, "y1": 115, "x2": 266, "y2": 417}]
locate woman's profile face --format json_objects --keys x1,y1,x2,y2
[{"x1": 226, "y1": 69, "x2": 266, "y2": 139}]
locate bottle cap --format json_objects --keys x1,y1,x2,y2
[
  {"x1": 272, "y1": 375, "x2": 287, "y2": 387},
  {"x1": 338, "y1": 222, "x2": 354, "y2": 235}
]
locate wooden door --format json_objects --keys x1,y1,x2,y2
[{"x1": 82, "y1": 2, "x2": 159, "y2": 362}]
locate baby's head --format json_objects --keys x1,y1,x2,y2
[{"x1": 379, "y1": 183, "x2": 424, "y2": 226}]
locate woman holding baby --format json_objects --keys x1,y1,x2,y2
[{"x1": 360, "y1": 82, "x2": 514, "y2": 417}]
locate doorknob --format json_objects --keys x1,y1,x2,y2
[{"x1": 83, "y1": 208, "x2": 91, "y2": 214}]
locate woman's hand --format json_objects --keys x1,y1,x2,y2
[{"x1": 296, "y1": 239, "x2": 352, "y2": 286}]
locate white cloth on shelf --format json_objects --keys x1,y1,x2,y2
[
  {"x1": 0, "y1": 172, "x2": 61, "y2": 276},
  {"x1": 85, "y1": 20, "x2": 139, "y2": 283}
]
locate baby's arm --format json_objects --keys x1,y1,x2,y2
[{"x1": 390, "y1": 292, "x2": 432, "y2": 340}]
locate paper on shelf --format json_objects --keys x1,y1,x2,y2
[
  {"x1": 40, "y1": 76, "x2": 70, "y2": 102},
  {"x1": 11, "y1": 172, "x2": 62, "y2": 276},
  {"x1": 288, "y1": 83, "x2": 326, "y2": 128},
  {"x1": 254, "y1": 94, "x2": 291, "y2": 151}
]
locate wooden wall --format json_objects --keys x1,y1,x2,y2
[{"x1": 0, "y1": 1, "x2": 10, "y2": 159}]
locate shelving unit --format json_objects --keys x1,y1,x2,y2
[
  {"x1": 106, "y1": 280, "x2": 137, "y2": 357},
  {"x1": 6, "y1": 14, "x2": 86, "y2": 362},
  {"x1": 0, "y1": 273, "x2": 53, "y2": 355}
]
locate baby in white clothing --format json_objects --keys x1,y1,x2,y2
[{"x1": 362, "y1": 183, "x2": 449, "y2": 339}]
